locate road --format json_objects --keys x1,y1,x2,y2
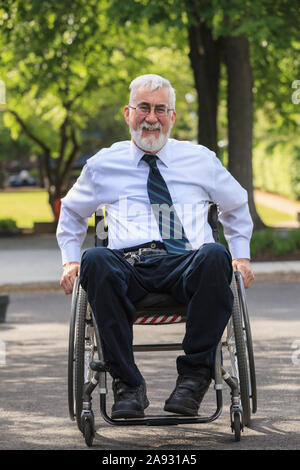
[{"x1": 0, "y1": 282, "x2": 300, "y2": 451}]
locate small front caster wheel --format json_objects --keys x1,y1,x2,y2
[
  {"x1": 233, "y1": 412, "x2": 242, "y2": 442},
  {"x1": 83, "y1": 413, "x2": 95, "y2": 447}
]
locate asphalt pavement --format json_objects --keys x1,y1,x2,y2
[
  {"x1": 0, "y1": 284, "x2": 300, "y2": 450},
  {"x1": 0, "y1": 234, "x2": 300, "y2": 451}
]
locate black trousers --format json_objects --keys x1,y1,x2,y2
[{"x1": 80, "y1": 243, "x2": 233, "y2": 387}]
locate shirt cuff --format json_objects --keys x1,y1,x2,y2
[
  {"x1": 227, "y1": 237, "x2": 251, "y2": 260},
  {"x1": 61, "y1": 243, "x2": 82, "y2": 265}
]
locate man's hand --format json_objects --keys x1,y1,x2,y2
[
  {"x1": 232, "y1": 258, "x2": 254, "y2": 289},
  {"x1": 60, "y1": 262, "x2": 80, "y2": 295}
]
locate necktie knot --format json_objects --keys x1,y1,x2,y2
[{"x1": 142, "y1": 154, "x2": 158, "y2": 169}]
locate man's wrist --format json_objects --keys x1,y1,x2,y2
[{"x1": 232, "y1": 258, "x2": 251, "y2": 269}]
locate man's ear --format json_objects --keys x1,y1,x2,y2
[
  {"x1": 171, "y1": 109, "x2": 176, "y2": 126},
  {"x1": 124, "y1": 105, "x2": 130, "y2": 125}
]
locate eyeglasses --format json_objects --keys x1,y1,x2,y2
[{"x1": 128, "y1": 103, "x2": 174, "y2": 117}]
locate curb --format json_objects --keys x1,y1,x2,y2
[
  {"x1": 0, "y1": 281, "x2": 61, "y2": 294},
  {"x1": 0, "y1": 271, "x2": 299, "y2": 294},
  {"x1": 253, "y1": 271, "x2": 300, "y2": 283}
]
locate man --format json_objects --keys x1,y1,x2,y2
[{"x1": 57, "y1": 74, "x2": 254, "y2": 419}]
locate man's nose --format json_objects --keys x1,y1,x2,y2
[{"x1": 145, "y1": 107, "x2": 158, "y2": 123}]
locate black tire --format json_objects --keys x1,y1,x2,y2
[
  {"x1": 74, "y1": 285, "x2": 88, "y2": 432},
  {"x1": 235, "y1": 271, "x2": 257, "y2": 414},
  {"x1": 233, "y1": 413, "x2": 241, "y2": 442},
  {"x1": 231, "y1": 274, "x2": 251, "y2": 426},
  {"x1": 68, "y1": 276, "x2": 80, "y2": 421},
  {"x1": 83, "y1": 412, "x2": 95, "y2": 447}
]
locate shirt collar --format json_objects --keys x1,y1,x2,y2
[{"x1": 131, "y1": 140, "x2": 170, "y2": 167}]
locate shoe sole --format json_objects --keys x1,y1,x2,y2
[
  {"x1": 164, "y1": 403, "x2": 198, "y2": 416},
  {"x1": 111, "y1": 409, "x2": 145, "y2": 419},
  {"x1": 112, "y1": 399, "x2": 150, "y2": 420}
]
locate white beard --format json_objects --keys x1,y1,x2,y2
[{"x1": 130, "y1": 122, "x2": 172, "y2": 153}]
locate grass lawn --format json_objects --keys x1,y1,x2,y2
[
  {"x1": 0, "y1": 190, "x2": 94, "y2": 228},
  {"x1": 256, "y1": 203, "x2": 295, "y2": 225},
  {"x1": 0, "y1": 190, "x2": 53, "y2": 228},
  {"x1": 0, "y1": 189, "x2": 296, "y2": 229}
]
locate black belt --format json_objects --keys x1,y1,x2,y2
[{"x1": 122, "y1": 240, "x2": 166, "y2": 253}]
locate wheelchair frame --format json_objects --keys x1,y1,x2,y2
[{"x1": 68, "y1": 203, "x2": 257, "y2": 446}]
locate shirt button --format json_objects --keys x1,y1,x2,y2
[{"x1": 150, "y1": 242, "x2": 156, "y2": 248}]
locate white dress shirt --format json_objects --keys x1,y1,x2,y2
[{"x1": 56, "y1": 139, "x2": 253, "y2": 265}]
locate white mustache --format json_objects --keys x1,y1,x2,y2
[{"x1": 140, "y1": 122, "x2": 162, "y2": 131}]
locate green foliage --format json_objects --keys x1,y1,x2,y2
[
  {"x1": 219, "y1": 225, "x2": 300, "y2": 257},
  {"x1": 0, "y1": 0, "x2": 196, "y2": 195},
  {"x1": 108, "y1": 0, "x2": 300, "y2": 197},
  {"x1": 0, "y1": 218, "x2": 19, "y2": 232},
  {"x1": 1, "y1": 0, "x2": 300, "y2": 209},
  {"x1": 252, "y1": 41, "x2": 300, "y2": 136},
  {"x1": 0, "y1": 0, "x2": 153, "y2": 196},
  {"x1": 0, "y1": 115, "x2": 32, "y2": 161},
  {"x1": 251, "y1": 228, "x2": 300, "y2": 256},
  {"x1": 253, "y1": 135, "x2": 300, "y2": 201}
]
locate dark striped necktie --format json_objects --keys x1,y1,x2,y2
[{"x1": 142, "y1": 154, "x2": 192, "y2": 254}]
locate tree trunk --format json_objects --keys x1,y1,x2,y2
[
  {"x1": 187, "y1": 22, "x2": 221, "y2": 154},
  {"x1": 0, "y1": 161, "x2": 6, "y2": 189},
  {"x1": 223, "y1": 35, "x2": 265, "y2": 230},
  {"x1": 37, "y1": 154, "x2": 45, "y2": 188},
  {"x1": 7, "y1": 109, "x2": 79, "y2": 222}
]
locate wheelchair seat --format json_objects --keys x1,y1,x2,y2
[{"x1": 134, "y1": 292, "x2": 187, "y2": 323}]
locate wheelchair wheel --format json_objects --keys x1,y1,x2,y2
[
  {"x1": 235, "y1": 271, "x2": 257, "y2": 414},
  {"x1": 68, "y1": 276, "x2": 80, "y2": 422},
  {"x1": 230, "y1": 273, "x2": 251, "y2": 426},
  {"x1": 74, "y1": 284, "x2": 88, "y2": 432},
  {"x1": 68, "y1": 280, "x2": 98, "y2": 432}
]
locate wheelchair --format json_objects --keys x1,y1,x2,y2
[{"x1": 67, "y1": 203, "x2": 257, "y2": 447}]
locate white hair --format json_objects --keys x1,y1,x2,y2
[{"x1": 129, "y1": 74, "x2": 176, "y2": 109}]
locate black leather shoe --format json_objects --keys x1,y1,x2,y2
[
  {"x1": 111, "y1": 378, "x2": 149, "y2": 419},
  {"x1": 164, "y1": 372, "x2": 211, "y2": 416}
]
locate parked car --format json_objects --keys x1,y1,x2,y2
[{"x1": 9, "y1": 170, "x2": 37, "y2": 187}]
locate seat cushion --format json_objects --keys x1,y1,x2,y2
[{"x1": 135, "y1": 293, "x2": 187, "y2": 317}]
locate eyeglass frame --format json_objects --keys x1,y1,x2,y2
[{"x1": 128, "y1": 103, "x2": 175, "y2": 117}]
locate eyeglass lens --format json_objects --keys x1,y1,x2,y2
[{"x1": 136, "y1": 103, "x2": 168, "y2": 116}]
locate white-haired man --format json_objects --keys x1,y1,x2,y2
[{"x1": 57, "y1": 74, "x2": 254, "y2": 419}]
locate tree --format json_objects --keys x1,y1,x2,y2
[
  {"x1": 218, "y1": 0, "x2": 300, "y2": 226},
  {"x1": 187, "y1": 21, "x2": 221, "y2": 154},
  {"x1": 108, "y1": 0, "x2": 300, "y2": 229},
  {"x1": 0, "y1": 0, "x2": 150, "y2": 217},
  {"x1": 223, "y1": 36, "x2": 257, "y2": 224}
]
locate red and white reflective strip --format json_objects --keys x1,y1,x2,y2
[{"x1": 134, "y1": 314, "x2": 182, "y2": 325}]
